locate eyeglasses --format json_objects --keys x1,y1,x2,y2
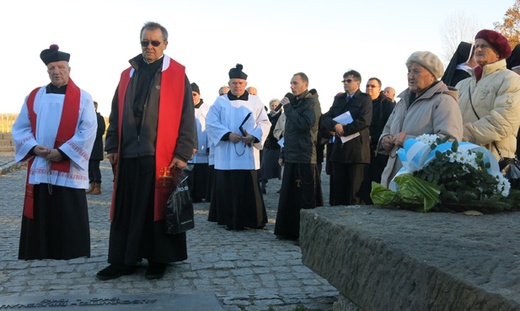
[
  {"x1": 342, "y1": 79, "x2": 353, "y2": 83},
  {"x1": 140, "y1": 40, "x2": 162, "y2": 47},
  {"x1": 366, "y1": 84, "x2": 378, "y2": 88}
]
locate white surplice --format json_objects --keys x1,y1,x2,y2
[
  {"x1": 206, "y1": 94, "x2": 270, "y2": 170},
  {"x1": 12, "y1": 86, "x2": 97, "y2": 189},
  {"x1": 189, "y1": 102, "x2": 210, "y2": 164}
]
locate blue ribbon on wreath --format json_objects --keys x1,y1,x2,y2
[{"x1": 390, "y1": 138, "x2": 501, "y2": 191}]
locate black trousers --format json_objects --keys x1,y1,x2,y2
[
  {"x1": 108, "y1": 156, "x2": 187, "y2": 265},
  {"x1": 88, "y1": 159, "x2": 102, "y2": 183},
  {"x1": 331, "y1": 162, "x2": 366, "y2": 205}
]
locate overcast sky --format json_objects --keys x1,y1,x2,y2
[{"x1": 0, "y1": 0, "x2": 513, "y2": 116}]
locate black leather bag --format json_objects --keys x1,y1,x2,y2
[{"x1": 165, "y1": 170, "x2": 194, "y2": 234}]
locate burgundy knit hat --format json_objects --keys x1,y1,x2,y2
[{"x1": 475, "y1": 29, "x2": 512, "y2": 59}]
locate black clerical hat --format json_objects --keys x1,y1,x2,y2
[
  {"x1": 191, "y1": 82, "x2": 200, "y2": 94},
  {"x1": 40, "y1": 44, "x2": 70, "y2": 65},
  {"x1": 228, "y1": 64, "x2": 248, "y2": 80}
]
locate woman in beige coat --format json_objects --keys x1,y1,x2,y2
[
  {"x1": 378, "y1": 51, "x2": 464, "y2": 188},
  {"x1": 456, "y1": 29, "x2": 520, "y2": 163}
]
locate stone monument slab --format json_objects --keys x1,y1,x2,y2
[{"x1": 0, "y1": 291, "x2": 224, "y2": 310}]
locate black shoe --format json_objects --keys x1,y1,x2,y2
[
  {"x1": 145, "y1": 263, "x2": 167, "y2": 280},
  {"x1": 96, "y1": 264, "x2": 137, "y2": 281}
]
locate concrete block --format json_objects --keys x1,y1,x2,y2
[{"x1": 300, "y1": 206, "x2": 520, "y2": 311}]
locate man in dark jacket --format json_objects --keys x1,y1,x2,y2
[
  {"x1": 361, "y1": 78, "x2": 394, "y2": 203},
  {"x1": 274, "y1": 72, "x2": 323, "y2": 241},
  {"x1": 321, "y1": 70, "x2": 372, "y2": 206},
  {"x1": 97, "y1": 21, "x2": 196, "y2": 281}
]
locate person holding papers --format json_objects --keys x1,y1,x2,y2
[{"x1": 320, "y1": 70, "x2": 372, "y2": 205}]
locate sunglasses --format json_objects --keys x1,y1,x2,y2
[
  {"x1": 140, "y1": 40, "x2": 162, "y2": 47},
  {"x1": 366, "y1": 84, "x2": 378, "y2": 88},
  {"x1": 341, "y1": 79, "x2": 353, "y2": 83}
]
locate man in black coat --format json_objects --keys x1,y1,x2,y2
[
  {"x1": 361, "y1": 78, "x2": 394, "y2": 203},
  {"x1": 87, "y1": 101, "x2": 106, "y2": 195},
  {"x1": 321, "y1": 70, "x2": 372, "y2": 205}
]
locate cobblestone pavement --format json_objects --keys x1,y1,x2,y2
[
  {"x1": 0, "y1": 156, "x2": 340, "y2": 311},
  {"x1": 0, "y1": 152, "x2": 15, "y2": 166}
]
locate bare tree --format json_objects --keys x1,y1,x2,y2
[
  {"x1": 494, "y1": 0, "x2": 520, "y2": 48},
  {"x1": 440, "y1": 11, "x2": 480, "y2": 63}
]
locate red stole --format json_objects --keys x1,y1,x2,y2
[
  {"x1": 23, "y1": 79, "x2": 81, "y2": 218},
  {"x1": 112, "y1": 57, "x2": 185, "y2": 221}
]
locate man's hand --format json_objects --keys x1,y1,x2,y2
[
  {"x1": 334, "y1": 123, "x2": 344, "y2": 136},
  {"x1": 229, "y1": 132, "x2": 242, "y2": 144},
  {"x1": 279, "y1": 96, "x2": 291, "y2": 106},
  {"x1": 241, "y1": 129, "x2": 254, "y2": 145},
  {"x1": 33, "y1": 145, "x2": 51, "y2": 158},
  {"x1": 46, "y1": 149, "x2": 63, "y2": 162},
  {"x1": 107, "y1": 153, "x2": 118, "y2": 166},
  {"x1": 169, "y1": 157, "x2": 187, "y2": 170}
]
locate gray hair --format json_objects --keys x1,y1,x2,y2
[{"x1": 141, "y1": 21, "x2": 168, "y2": 41}]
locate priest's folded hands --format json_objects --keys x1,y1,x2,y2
[{"x1": 229, "y1": 132, "x2": 242, "y2": 144}]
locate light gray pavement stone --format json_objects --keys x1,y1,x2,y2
[
  {"x1": 0, "y1": 152, "x2": 21, "y2": 175},
  {"x1": 0, "y1": 157, "x2": 345, "y2": 311}
]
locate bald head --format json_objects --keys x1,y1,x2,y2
[
  {"x1": 383, "y1": 87, "x2": 396, "y2": 101},
  {"x1": 218, "y1": 86, "x2": 230, "y2": 95},
  {"x1": 246, "y1": 86, "x2": 257, "y2": 95}
]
